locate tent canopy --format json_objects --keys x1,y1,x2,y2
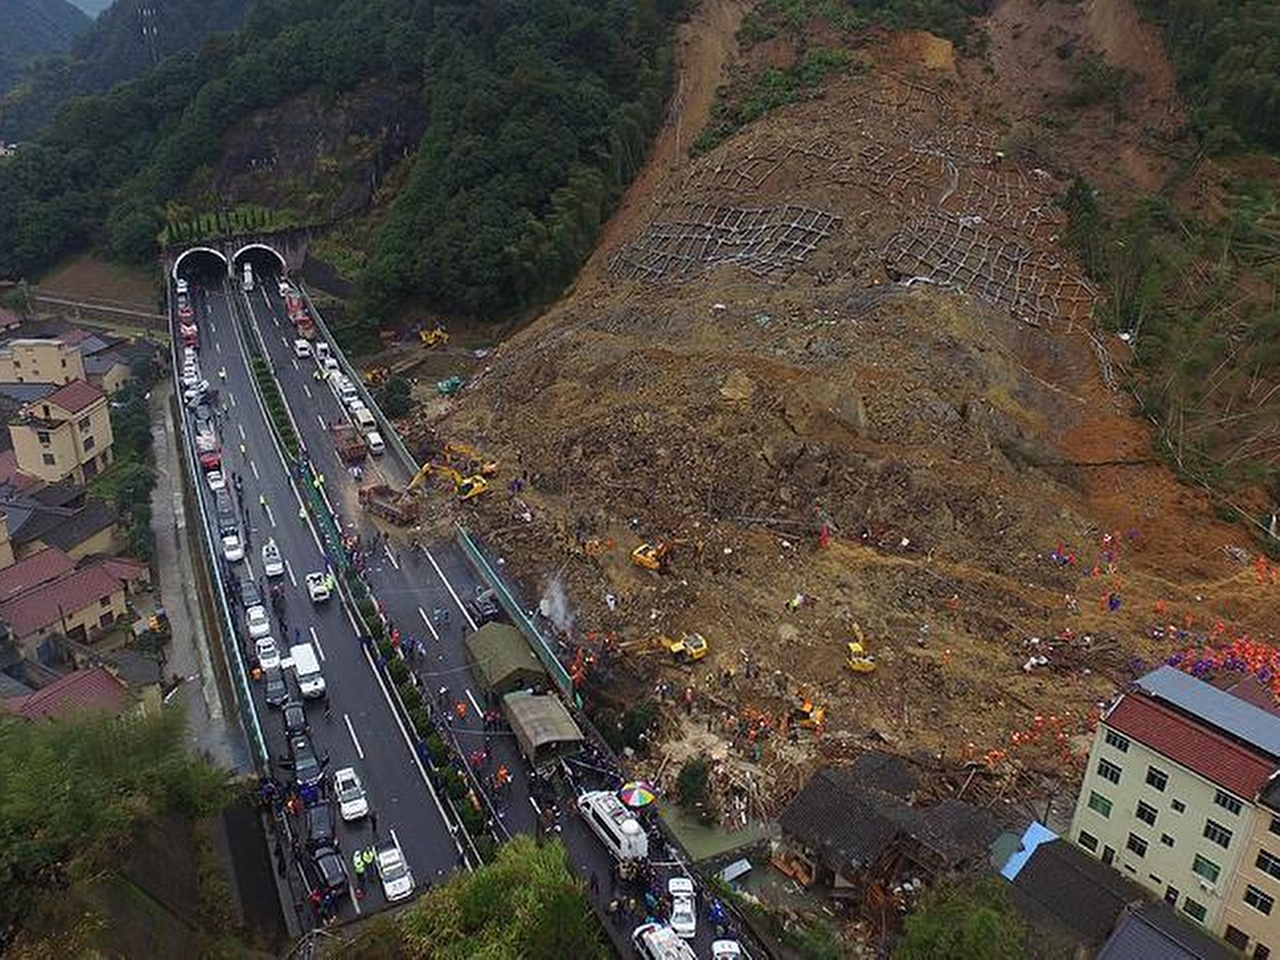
[
  {"x1": 464, "y1": 622, "x2": 549, "y2": 695},
  {"x1": 502, "y1": 691, "x2": 583, "y2": 767}
]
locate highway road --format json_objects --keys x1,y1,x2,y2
[
  {"x1": 175, "y1": 274, "x2": 462, "y2": 927},
  {"x1": 237, "y1": 273, "x2": 754, "y2": 957}
]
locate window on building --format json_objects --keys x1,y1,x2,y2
[
  {"x1": 1102, "y1": 846, "x2": 1115, "y2": 866},
  {"x1": 36, "y1": 430, "x2": 50, "y2": 444},
  {"x1": 1172, "y1": 799, "x2": 1186, "y2": 813},
  {"x1": 1146, "y1": 766, "x2": 1169, "y2": 791},
  {"x1": 1078, "y1": 831, "x2": 1098, "y2": 853},
  {"x1": 1246, "y1": 885, "x2": 1275, "y2": 916},
  {"x1": 1215, "y1": 789, "x2": 1244, "y2": 816},
  {"x1": 41, "y1": 404, "x2": 49, "y2": 418},
  {"x1": 1098, "y1": 758, "x2": 1122, "y2": 785},
  {"x1": 1204, "y1": 819, "x2": 1234, "y2": 849},
  {"x1": 1105, "y1": 729, "x2": 1130, "y2": 752},
  {"x1": 78, "y1": 416, "x2": 90, "y2": 430},
  {"x1": 1136, "y1": 801, "x2": 1157, "y2": 826},
  {"x1": 1160, "y1": 834, "x2": 1175, "y2": 847},
  {"x1": 1257, "y1": 849, "x2": 1280, "y2": 881},
  {"x1": 98, "y1": 612, "x2": 112, "y2": 629},
  {"x1": 1126, "y1": 834, "x2": 1148, "y2": 858},
  {"x1": 41, "y1": 454, "x2": 54, "y2": 466},
  {"x1": 1088, "y1": 792, "x2": 1113, "y2": 818},
  {"x1": 1256, "y1": 944, "x2": 1271, "y2": 960},
  {"x1": 1148, "y1": 873, "x2": 1162, "y2": 884},
  {"x1": 1165, "y1": 885, "x2": 1179, "y2": 906},
  {"x1": 1225, "y1": 926, "x2": 1249, "y2": 950},
  {"x1": 1192, "y1": 854, "x2": 1221, "y2": 884},
  {"x1": 1270, "y1": 816, "x2": 1280, "y2": 837},
  {"x1": 83, "y1": 435, "x2": 94, "y2": 452},
  {"x1": 1182, "y1": 898, "x2": 1207, "y2": 923},
  {"x1": 99, "y1": 597, "x2": 110, "y2": 608},
  {"x1": 61, "y1": 357, "x2": 67, "y2": 368},
  {"x1": 1124, "y1": 863, "x2": 1136, "y2": 874}
]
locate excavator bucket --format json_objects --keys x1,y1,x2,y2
[{"x1": 845, "y1": 640, "x2": 877, "y2": 673}]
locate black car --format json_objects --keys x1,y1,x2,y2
[
  {"x1": 240, "y1": 578, "x2": 262, "y2": 610},
  {"x1": 308, "y1": 845, "x2": 347, "y2": 896},
  {"x1": 193, "y1": 403, "x2": 213, "y2": 430},
  {"x1": 287, "y1": 734, "x2": 325, "y2": 788},
  {"x1": 282, "y1": 700, "x2": 309, "y2": 738},
  {"x1": 469, "y1": 587, "x2": 502, "y2": 625},
  {"x1": 304, "y1": 798, "x2": 338, "y2": 851},
  {"x1": 263, "y1": 665, "x2": 289, "y2": 707}
]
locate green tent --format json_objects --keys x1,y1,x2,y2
[
  {"x1": 464, "y1": 622, "x2": 549, "y2": 695},
  {"x1": 502, "y1": 691, "x2": 584, "y2": 768}
]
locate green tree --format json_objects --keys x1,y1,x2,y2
[
  {"x1": 895, "y1": 879, "x2": 1026, "y2": 960},
  {"x1": 377, "y1": 375, "x2": 412, "y2": 419}
]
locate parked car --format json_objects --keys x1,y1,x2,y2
[
  {"x1": 632, "y1": 923, "x2": 696, "y2": 960},
  {"x1": 263, "y1": 665, "x2": 289, "y2": 707},
  {"x1": 262, "y1": 538, "x2": 285, "y2": 578},
  {"x1": 206, "y1": 470, "x2": 227, "y2": 493},
  {"x1": 246, "y1": 605, "x2": 271, "y2": 640},
  {"x1": 222, "y1": 533, "x2": 244, "y2": 563},
  {"x1": 183, "y1": 380, "x2": 209, "y2": 405},
  {"x1": 282, "y1": 700, "x2": 309, "y2": 738},
  {"x1": 711, "y1": 941, "x2": 744, "y2": 959},
  {"x1": 668, "y1": 877, "x2": 697, "y2": 940},
  {"x1": 306, "y1": 572, "x2": 330, "y2": 603},
  {"x1": 308, "y1": 846, "x2": 347, "y2": 897},
  {"x1": 255, "y1": 636, "x2": 280, "y2": 670},
  {"x1": 333, "y1": 767, "x2": 368, "y2": 821},
  {"x1": 304, "y1": 798, "x2": 338, "y2": 851},
  {"x1": 374, "y1": 836, "x2": 415, "y2": 902},
  {"x1": 240, "y1": 577, "x2": 262, "y2": 610},
  {"x1": 469, "y1": 587, "x2": 502, "y2": 625},
  {"x1": 293, "y1": 338, "x2": 311, "y2": 358},
  {"x1": 286, "y1": 734, "x2": 325, "y2": 788}
]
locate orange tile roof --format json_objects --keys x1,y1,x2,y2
[
  {"x1": 2, "y1": 666, "x2": 130, "y2": 720},
  {"x1": 0, "y1": 546, "x2": 74, "y2": 601},
  {"x1": 0, "y1": 563, "x2": 122, "y2": 638},
  {"x1": 43, "y1": 379, "x2": 103, "y2": 415}
]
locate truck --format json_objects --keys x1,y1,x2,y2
[
  {"x1": 284, "y1": 289, "x2": 316, "y2": 339},
  {"x1": 357, "y1": 483, "x2": 420, "y2": 526},
  {"x1": 180, "y1": 321, "x2": 199, "y2": 347},
  {"x1": 329, "y1": 422, "x2": 367, "y2": 463}
]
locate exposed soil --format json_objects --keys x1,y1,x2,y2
[
  {"x1": 375, "y1": 1, "x2": 1278, "y2": 813},
  {"x1": 37, "y1": 253, "x2": 157, "y2": 307}
]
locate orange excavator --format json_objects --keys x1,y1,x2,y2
[{"x1": 630, "y1": 538, "x2": 690, "y2": 572}]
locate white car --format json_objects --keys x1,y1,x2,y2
[
  {"x1": 206, "y1": 470, "x2": 227, "y2": 492},
  {"x1": 183, "y1": 346, "x2": 197, "y2": 363},
  {"x1": 181, "y1": 367, "x2": 201, "y2": 387},
  {"x1": 255, "y1": 636, "x2": 281, "y2": 670},
  {"x1": 711, "y1": 942, "x2": 743, "y2": 959},
  {"x1": 306, "y1": 572, "x2": 330, "y2": 603},
  {"x1": 374, "y1": 837, "x2": 415, "y2": 902},
  {"x1": 347, "y1": 398, "x2": 366, "y2": 414},
  {"x1": 246, "y1": 605, "x2": 271, "y2": 639},
  {"x1": 262, "y1": 538, "x2": 284, "y2": 578},
  {"x1": 293, "y1": 338, "x2": 311, "y2": 358},
  {"x1": 668, "y1": 877, "x2": 697, "y2": 940},
  {"x1": 222, "y1": 533, "x2": 244, "y2": 562},
  {"x1": 322, "y1": 356, "x2": 339, "y2": 374},
  {"x1": 183, "y1": 380, "x2": 209, "y2": 405},
  {"x1": 333, "y1": 767, "x2": 369, "y2": 821}
]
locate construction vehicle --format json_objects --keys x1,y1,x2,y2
[
  {"x1": 443, "y1": 441, "x2": 499, "y2": 476},
  {"x1": 659, "y1": 632, "x2": 709, "y2": 663},
  {"x1": 420, "y1": 327, "x2": 449, "y2": 347},
  {"x1": 437, "y1": 375, "x2": 464, "y2": 396},
  {"x1": 365, "y1": 367, "x2": 389, "y2": 387},
  {"x1": 630, "y1": 539, "x2": 689, "y2": 572},
  {"x1": 405, "y1": 460, "x2": 488, "y2": 501},
  {"x1": 844, "y1": 623, "x2": 878, "y2": 673},
  {"x1": 358, "y1": 484, "x2": 420, "y2": 525},
  {"x1": 790, "y1": 699, "x2": 826, "y2": 730},
  {"x1": 329, "y1": 422, "x2": 368, "y2": 463}
]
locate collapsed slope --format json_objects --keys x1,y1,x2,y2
[{"x1": 422, "y1": 10, "x2": 1274, "y2": 796}]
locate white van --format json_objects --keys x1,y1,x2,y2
[
  {"x1": 293, "y1": 339, "x2": 312, "y2": 358},
  {"x1": 242, "y1": 263, "x2": 254, "y2": 292},
  {"x1": 353, "y1": 408, "x2": 377, "y2": 431},
  {"x1": 315, "y1": 342, "x2": 331, "y2": 362},
  {"x1": 365, "y1": 431, "x2": 385, "y2": 456},
  {"x1": 289, "y1": 642, "x2": 326, "y2": 699},
  {"x1": 577, "y1": 790, "x2": 649, "y2": 862}
]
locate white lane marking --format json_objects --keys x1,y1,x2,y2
[
  {"x1": 303, "y1": 384, "x2": 312, "y2": 399},
  {"x1": 316, "y1": 414, "x2": 326, "y2": 430},
  {"x1": 250, "y1": 459, "x2": 260, "y2": 480},
  {"x1": 238, "y1": 423, "x2": 246, "y2": 440},
  {"x1": 309, "y1": 626, "x2": 324, "y2": 661},
  {"x1": 215, "y1": 341, "x2": 222, "y2": 354},
  {"x1": 244, "y1": 557, "x2": 255, "y2": 579},
  {"x1": 466, "y1": 688, "x2": 482, "y2": 716},
  {"x1": 285, "y1": 559, "x2": 297, "y2": 587},
  {"x1": 417, "y1": 606, "x2": 441, "y2": 642},
  {"x1": 529, "y1": 796, "x2": 542, "y2": 816},
  {"x1": 344, "y1": 713, "x2": 365, "y2": 759},
  {"x1": 293, "y1": 357, "x2": 300, "y2": 372},
  {"x1": 266, "y1": 505, "x2": 276, "y2": 528},
  {"x1": 425, "y1": 550, "x2": 478, "y2": 630},
  {"x1": 384, "y1": 544, "x2": 399, "y2": 570},
  {"x1": 229, "y1": 392, "x2": 237, "y2": 408}
]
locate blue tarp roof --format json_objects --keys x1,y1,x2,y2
[{"x1": 1000, "y1": 821, "x2": 1058, "y2": 880}]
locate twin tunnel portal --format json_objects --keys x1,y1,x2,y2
[{"x1": 170, "y1": 236, "x2": 302, "y2": 285}]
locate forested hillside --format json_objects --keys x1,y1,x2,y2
[
  {"x1": 0, "y1": 0, "x2": 253, "y2": 139},
  {"x1": 0, "y1": 0, "x2": 684, "y2": 325},
  {"x1": 0, "y1": 0, "x2": 89, "y2": 97}
]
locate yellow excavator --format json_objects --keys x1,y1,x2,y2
[
  {"x1": 443, "y1": 441, "x2": 500, "y2": 477},
  {"x1": 420, "y1": 327, "x2": 449, "y2": 347},
  {"x1": 406, "y1": 461, "x2": 488, "y2": 501},
  {"x1": 611, "y1": 632, "x2": 709, "y2": 664},
  {"x1": 845, "y1": 623, "x2": 878, "y2": 674},
  {"x1": 790, "y1": 698, "x2": 826, "y2": 730},
  {"x1": 630, "y1": 538, "x2": 690, "y2": 572}
]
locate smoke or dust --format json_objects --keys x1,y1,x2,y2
[{"x1": 540, "y1": 575, "x2": 575, "y2": 635}]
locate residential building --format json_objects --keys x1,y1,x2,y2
[
  {"x1": 0, "y1": 337, "x2": 86, "y2": 385},
  {"x1": 83, "y1": 350, "x2": 132, "y2": 395},
  {"x1": 0, "y1": 542, "x2": 131, "y2": 655},
  {"x1": 9, "y1": 379, "x2": 113, "y2": 484},
  {"x1": 0, "y1": 665, "x2": 133, "y2": 720},
  {"x1": 1221, "y1": 775, "x2": 1280, "y2": 957},
  {"x1": 1070, "y1": 665, "x2": 1280, "y2": 944}
]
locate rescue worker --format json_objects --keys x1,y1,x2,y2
[
  {"x1": 353, "y1": 848, "x2": 366, "y2": 896},
  {"x1": 259, "y1": 493, "x2": 267, "y2": 513}
]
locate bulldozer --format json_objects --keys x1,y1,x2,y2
[
  {"x1": 630, "y1": 538, "x2": 689, "y2": 572},
  {"x1": 420, "y1": 327, "x2": 449, "y2": 348},
  {"x1": 844, "y1": 623, "x2": 878, "y2": 673},
  {"x1": 443, "y1": 441, "x2": 499, "y2": 476}
]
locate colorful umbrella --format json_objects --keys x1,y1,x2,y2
[{"x1": 618, "y1": 780, "x2": 657, "y2": 808}]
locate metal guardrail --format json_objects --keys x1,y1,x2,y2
[
  {"x1": 454, "y1": 525, "x2": 575, "y2": 703},
  {"x1": 168, "y1": 286, "x2": 268, "y2": 768}
]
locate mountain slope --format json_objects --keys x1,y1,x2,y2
[
  {"x1": 0, "y1": 0, "x2": 252, "y2": 138},
  {"x1": 0, "y1": 0, "x2": 90, "y2": 96}
]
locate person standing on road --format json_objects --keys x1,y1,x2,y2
[{"x1": 259, "y1": 493, "x2": 267, "y2": 513}]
